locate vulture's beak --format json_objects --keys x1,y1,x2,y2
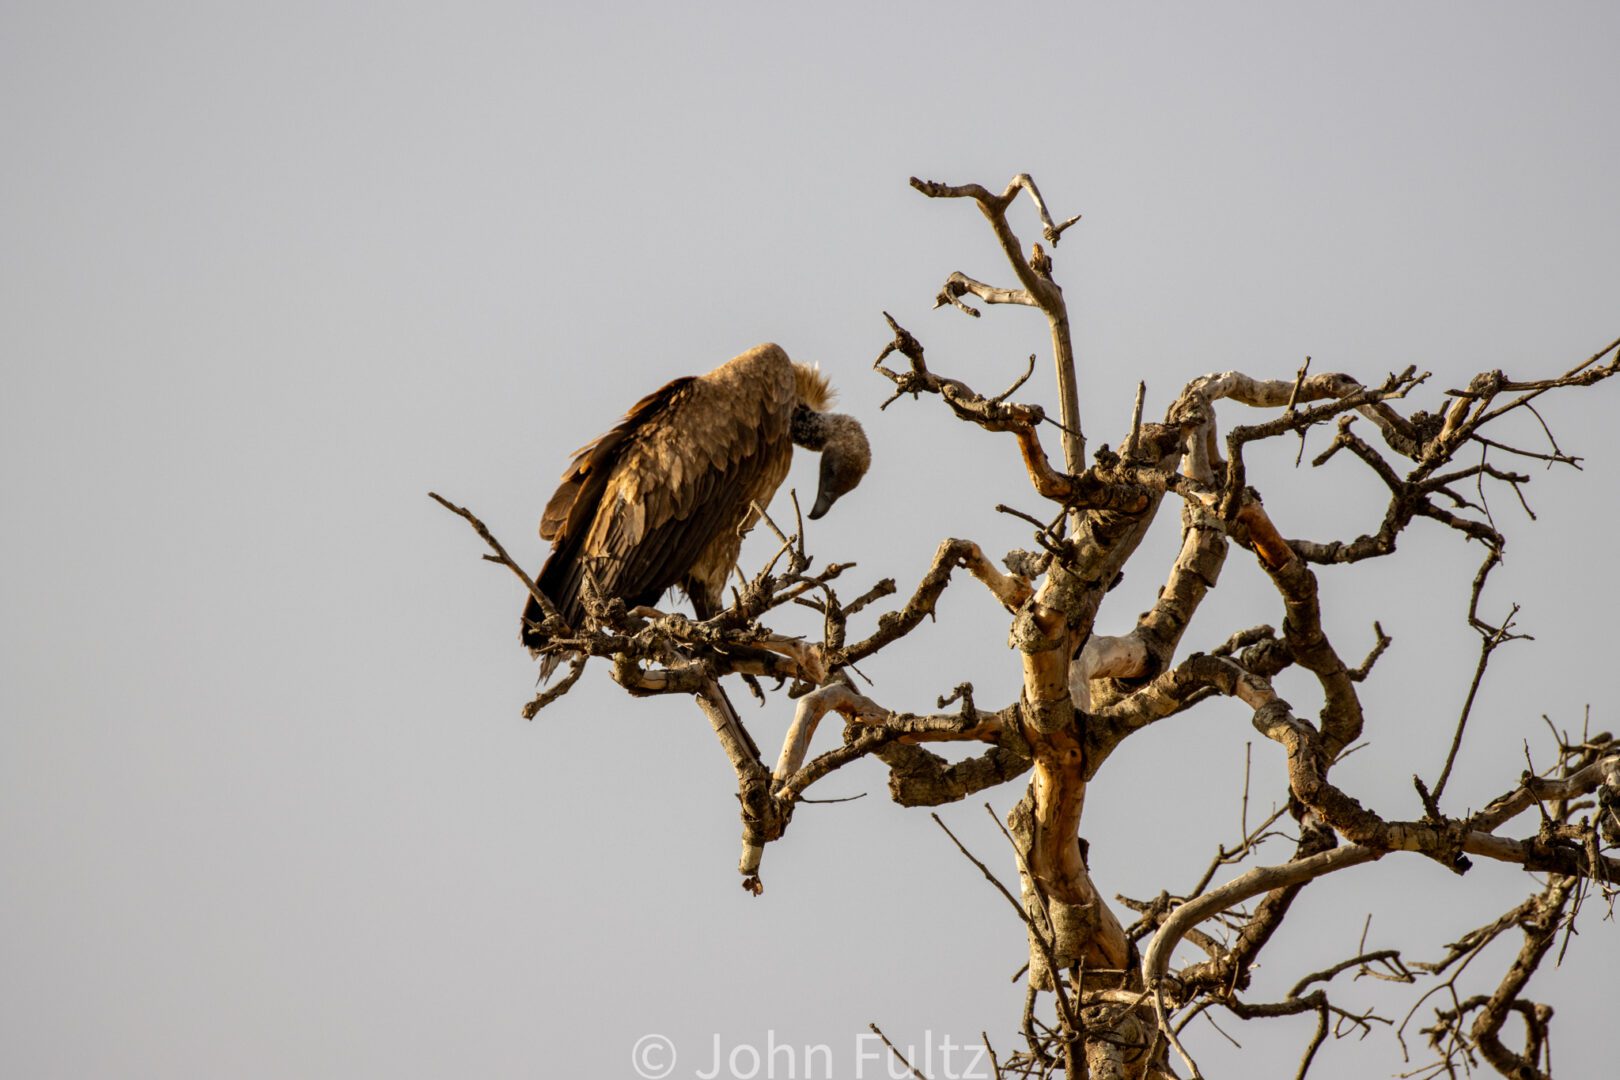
[{"x1": 808, "y1": 487, "x2": 836, "y2": 520}]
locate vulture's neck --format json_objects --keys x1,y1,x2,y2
[{"x1": 791, "y1": 404, "x2": 832, "y2": 449}]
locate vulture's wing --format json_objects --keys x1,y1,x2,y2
[
  {"x1": 528, "y1": 345, "x2": 795, "y2": 637},
  {"x1": 537, "y1": 377, "x2": 694, "y2": 546}
]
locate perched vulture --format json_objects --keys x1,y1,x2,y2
[{"x1": 521, "y1": 343, "x2": 870, "y2": 647}]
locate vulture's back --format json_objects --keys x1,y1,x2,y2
[{"x1": 523, "y1": 344, "x2": 798, "y2": 644}]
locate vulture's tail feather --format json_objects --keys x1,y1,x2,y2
[
  {"x1": 522, "y1": 540, "x2": 586, "y2": 653},
  {"x1": 520, "y1": 590, "x2": 551, "y2": 652}
]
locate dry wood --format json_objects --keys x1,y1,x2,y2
[{"x1": 436, "y1": 171, "x2": 1620, "y2": 1079}]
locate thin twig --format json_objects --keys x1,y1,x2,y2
[
  {"x1": 992, "y1": 354, "x2": 1039, "y2": 404},
  {"x1": 1432, "y1": 610, "x2": 1520, "y2": 803},
  {"x1": 429, "y1": 491, "x2": 561, "y2": 623},
  {"x1": 867, "y1": 1023, "x2": 927, "y2": 1080}
]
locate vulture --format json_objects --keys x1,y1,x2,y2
[{"x1": 521, "y1": 343, "x2": 870, "y2": 647}]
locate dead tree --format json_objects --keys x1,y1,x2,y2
[{"x1": 435, "y1": 173, "x2": 1619, "y2": 1079}]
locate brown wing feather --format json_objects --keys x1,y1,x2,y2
[
  {"x1": 524, "y1": 377, "x2": 694, "y2": 643},
  {"x1": 523, "y1": 345, "x2": 796, "y2": 645},
  {"x1": 538, "y1": 377, "x2": 695, "y2": 543},
  {"x1": 587, "y1": 442, "x2": 771, "y2": 617}
]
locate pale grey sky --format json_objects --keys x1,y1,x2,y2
[{"x1": 4, "y1": 3, "x2": 1618, "y2": 1078}]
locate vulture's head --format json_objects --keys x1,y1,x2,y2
[
  {"x1": 790, "y1": 363, "x2": 871, "y2": 520},
  {"x1": 808, "y1": 412, "x2": 870, "y2": 519}
]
